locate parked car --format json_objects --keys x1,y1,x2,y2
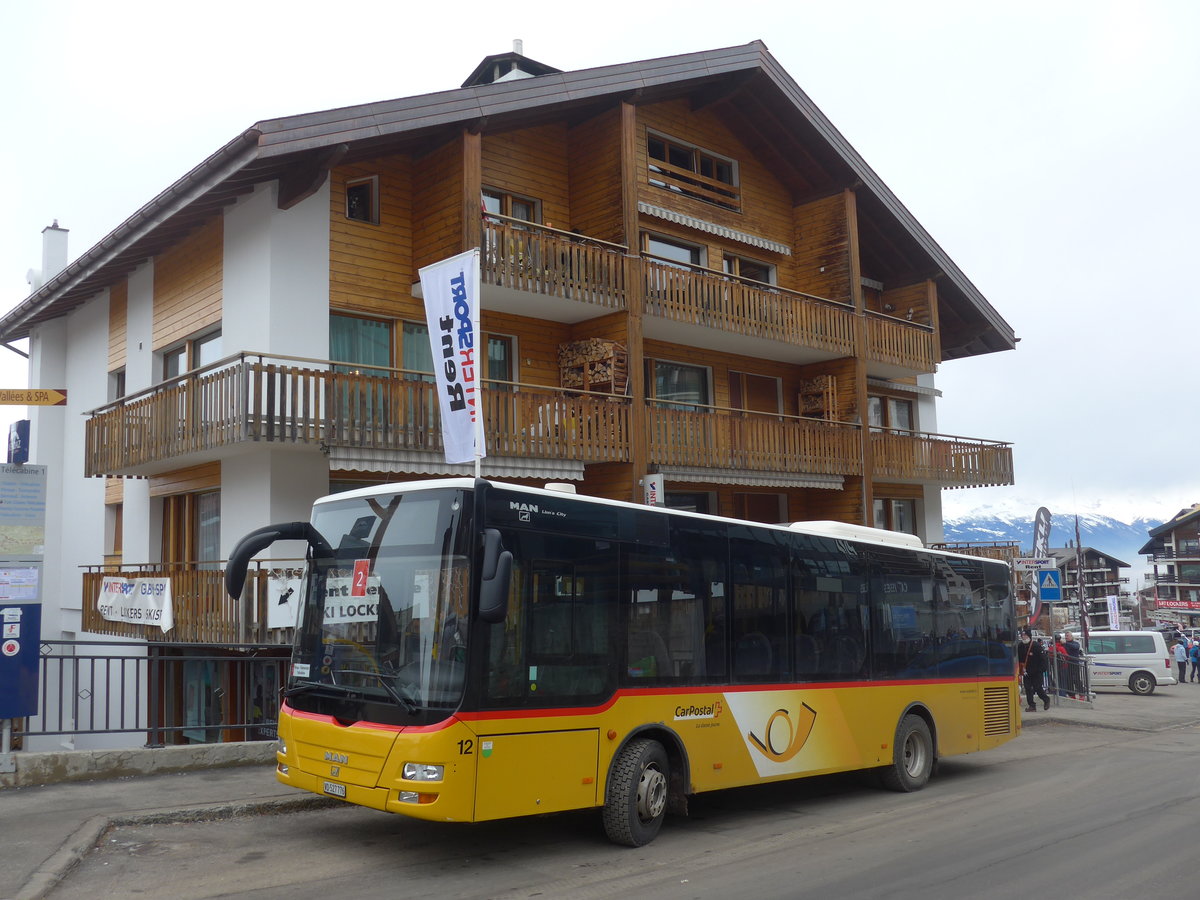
[{"x1": 1085, "y1": 630, "x2": 1176, "y2": 695}]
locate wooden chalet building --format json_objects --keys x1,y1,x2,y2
[
  {"x1": 1048, "y1": 546, "x2": 1131, "y2": 629},
  {"x1": 1, "y1": 42, "x2": 1016, "y2": 736}
]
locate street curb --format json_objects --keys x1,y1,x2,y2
[
  {"x1": 1020, "y1": 714, "x2": 1200, "y2": 733},
  {"x1": 14, "y1": 794, "x2": 339, "y2": 900},
  {"x1": 0, "y1": 741, "x2": 277, "y2": 789}
]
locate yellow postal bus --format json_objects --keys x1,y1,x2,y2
[{"x1": 227, "y1": 478, "x2": 1019, "y2": 846}]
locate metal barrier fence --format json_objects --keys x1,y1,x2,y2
[
  {"x1": 8, "y1": 640, "x2": 290, "y2": 749},
  {"x1": 1046, "y1": 653, "x2": 1092, "y2": 704}
]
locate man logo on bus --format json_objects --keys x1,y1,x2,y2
[{"x1": 747, "y1": 703, "x2": 817, "y2": 763}]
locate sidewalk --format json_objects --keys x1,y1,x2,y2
[
  {"x1": 1, "y1": 746, "x2": 333, "y2": 900},
  {"x1": 1022, "y1": 681, "x2": 1200, "y2": 732},
  {"x1": 5, "y1": 687, "x2": 1200, "y2": 900}
]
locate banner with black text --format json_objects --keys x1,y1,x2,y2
[{"x1": 418, "y1": 250, "x2": 485, "y2": 465}]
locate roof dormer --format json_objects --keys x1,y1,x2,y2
[{"x1": 461, "y1": 40, "x2": 561, "y2": 87}]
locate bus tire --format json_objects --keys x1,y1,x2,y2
[
  {"x1": 602, "y1": 738, "x2": 669, "y2": 847},
  {"x1": 879, "y1": 714, "x2": 933, "y2": 793}
]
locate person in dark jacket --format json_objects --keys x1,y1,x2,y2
[{"x1": 1018, "y1": 626, "x2": 1050, "y2": 711}]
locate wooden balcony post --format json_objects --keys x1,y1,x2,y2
[
  {"x1": 845, "y1": 188, "x2": 874, "y2": 526},
  {"x1": 621, "y1": 99, "x2": 648, "y2": 501},
  {"x1": 462, "y1": 127, "x2": 482, "y2": 252}
]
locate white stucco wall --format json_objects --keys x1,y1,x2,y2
[
  {"x1": 28, "y1": 292, "x2": 110, "y2": 639},
  {"x1": 917, "y1": 374, "x2": 944, "y2": 543},
  {"x1": 222, "y1": 180, "x2": 330, "y2": 359},
  {"x1": 221, "y1": 449, "x2": 330, "y2": 560}
]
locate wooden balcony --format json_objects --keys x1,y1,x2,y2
[
  {"x1": 870, "y1": 428, "x2": 1014, "y2": 488},
  {"x1": 642, "y1": 258, "x2": 857, "y2": 357},
  {"x1": 482, "y1": 217, "x2": 630, "y2": 315},
  {"x1": 646, "y1": 405, "x2": 1012, "y2": 489},
  {"x1": 865, "y1": 311, "x2": 937, "y2": 374},
  {"x1": 647, "y1": 403, "x2": 862, "y2": 478},
  {"x1": 480, "y1": 215, "x2": 938, "y2": 372},
  {"x1": 85, "y1": 355, "x2": 631, "y2": 477},
  {"x1": 81, "y1": 561, "x2": 295, "y2": 644}
]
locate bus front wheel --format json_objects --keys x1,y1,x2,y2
[
  {"x1": 879, "y1": 714, "x2": 933, "y2": 792},
  {"x1": 603, "y1": 738, "x2": 669, "y2": 847}
]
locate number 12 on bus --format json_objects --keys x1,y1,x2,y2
[{"x1": 226, "y1": 478, "x2": 1018, "y2": 846}]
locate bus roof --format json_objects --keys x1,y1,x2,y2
[{"x1": 315, "y1": 478, "x2": 994, "y2": 563}]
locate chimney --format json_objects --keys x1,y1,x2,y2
[{"x1": 26, "y1": 220, "x2": 69, "y2": 293}]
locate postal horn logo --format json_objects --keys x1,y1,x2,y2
[{"x1": 747, "y1": 703, "x2": 817, "y2": 763}]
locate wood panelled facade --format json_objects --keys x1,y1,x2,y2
[{"x1": 21, "y1": 44, "x2": 1017, "y2": 641}]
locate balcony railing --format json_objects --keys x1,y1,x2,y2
[
  {"x1": 647, "y1": 403, "x2": 862, "y2": 477},
  {"x1": 865, "y1": 311, "x2": 937, "y2": 373},
  {"x1": 645, "y1": 405, "x2": 1012, "y2": 488},
  {"x1": 642, "y1": 257, "x2": 858, "y2": 356},
  {"x1": 481, "y1": 216, "x2": 938, "y2": 372},
  {"x1": 482, "y1": 216, "x2": 630, "y2": 311},
  {"x1": 85, "y1": 354, "x2": 631, "y2": 476},
  {"x1": 870, "y1": 427, "x2": 1014, "y2": 488},
  {"x1": 80, "y1": 559, "x2": 297, "y2": 644}
]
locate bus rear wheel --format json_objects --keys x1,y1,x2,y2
[
  {"x1": 879, "y1": 714, "x2": 933, "y2": 792},
  {"x1": 603, "y1": 738, "x2": 669, "y2": 847}
]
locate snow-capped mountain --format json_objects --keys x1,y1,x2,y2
[{"x1": 942, "y1": 510, "x2": 1161, "y2": 577}]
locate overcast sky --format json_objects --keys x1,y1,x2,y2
[{"x1": 2, "y1": 0, "x2": 1197, "y2": 523}]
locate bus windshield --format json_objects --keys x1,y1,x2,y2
[{"x1": 288, "y1": 487, "x2": 472, "y2": 720}]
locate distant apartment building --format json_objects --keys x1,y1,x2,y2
[
  {"x1": 0, "y1": 42, "x2": 1016, "y2": 747},
  {"x1": 1048, "y1": 546, "x2": 1131, "y2": 629},
  {"x1": 1140, "y1": 505, "x2": 1200, "y2": 623}
]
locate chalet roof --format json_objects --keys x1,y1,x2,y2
[
  {"x1": 1139, "y1": 504, "x2": 1200, "y2": 554},
  {"x1": 0, "y1": 41, "x2": 1016, "y2": 359},
  {"x1": 1048, "y1": 547, "x2": 1130, "y2": 569}
]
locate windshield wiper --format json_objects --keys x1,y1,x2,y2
[
  {"x1": 337, "y1": 668, "x2": 418, "y2": 714},
  {"x1": 282, "y1": 680, "x2": 365, "y2": 700}
]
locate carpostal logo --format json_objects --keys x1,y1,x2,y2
[
  {"x1": 674, "y1": 700, "x2": 723, "y2": 721},
  {"x1": 747, "y1": 703, "x2": 817, "y2": 763}
]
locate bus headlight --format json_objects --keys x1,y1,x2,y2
[{"x1": 402, "y1": 762, "x2": 444, "y2": 782}]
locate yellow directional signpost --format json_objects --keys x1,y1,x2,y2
[{"x1": 0, "y1": 389, "x2": 66, "y2": 406}]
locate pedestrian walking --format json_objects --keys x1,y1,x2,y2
[
  {"x1": 1189, "y1": 641, "x2": 1200, "y2": 683},
  {"x1": 1018, "y1": 627, "x2": 1050, "y2": 711},
  {"x1": 1175, "y1": 640, "x2": 1188, "y2": 683}
]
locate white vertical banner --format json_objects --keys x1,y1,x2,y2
[
  {"x1": 419, "y1": 249, "x2": 486, "y2": 466},
  {"x1": 1106, "y1": 595, "x2": 1121, "y2": 629}
]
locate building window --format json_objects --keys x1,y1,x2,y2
[
  {"x1": 330, "y1": 314, "x2": 392, "y2": 374},
  {"x1": 874, "y1": 498, "x2": 918, "y2": 536},
  {"x1": 648, "y1": 359, "x2": 710, "y2": 410},
  {"x1": 867, "y1": 395, "x2": 915, "y2": 432},
  {"x1": 162, "y1": 490, "x2": 221, "y2": 565},
  {"x1": 487, "y1": 334, "x2": 516, "y2": 390},
  {"x1": 345, "y1": 176, "x2": 379, "y2": 224},
  {"x1": 108, "y1": 368, "x2": 126, "y2": 402},
  {"x1": 160, "y1": 331, "x2": 221, "y2": 382},
  {"x1": 644, "y1": 234, "x2": 703, "y2": 268},
  {"x1": 482, "y1": 189, "x2": 540, "y2": 224},
  {"x1": 647, "y1": 132, "x2": 739, "y2": 210},
  {"x1": 723, "y1": 254, "x2": 774, "y2": 285}
]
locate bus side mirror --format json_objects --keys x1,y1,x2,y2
[
  {"x1": 225, "y1": 521, "x2": 323, "y2": 600},
  {"x1": 479, "y1": 528, "x2": 512, "y2": 624}
]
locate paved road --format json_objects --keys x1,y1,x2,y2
[{"x1": 42, "y1": 691, "x2": 1200, "y2": 899}]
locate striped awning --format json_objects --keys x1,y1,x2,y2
[
  {"x1": 638, "y1": 202, "x2": 792, "y2": 256},
  {"x1": 657, "y1": 466, "x2": 842, "y2": 490},
  {"x1": 328, "y1": 447, "x2": 583, "y2": 482}
]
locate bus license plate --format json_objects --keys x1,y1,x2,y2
[{"x1": 323, "y1": 781, "x2": 347, "y2": 798}]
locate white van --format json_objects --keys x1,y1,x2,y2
[{"x1": 1086, "y1": 630, "x2": 1177, "y2": 695}]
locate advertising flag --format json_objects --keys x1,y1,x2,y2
[{"x1": 418, "y1": 250, "x2": 486, "y2": 465}]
